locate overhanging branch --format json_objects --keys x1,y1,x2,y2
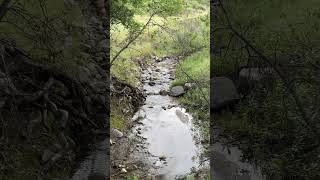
[
  {"x1": 110, "y1": 12, "x2": 157, "y2": 66},
  {"x1": 217, "y1": 0, "x2": 319, "y2": 136}
]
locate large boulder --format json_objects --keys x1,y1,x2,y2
[
  {"x1": 238, "y1": 68, "x2": 274, "y2": 93},
  {"x1": 211, "y1": 77, "x2": 240, "y2": 110},
  {"x1": 169, "y1": 86, "x2": 185, "y2": 97}
]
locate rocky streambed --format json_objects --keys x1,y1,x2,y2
[{"x1": 111, "y1": 57, "x2": 208, "y2": 179}]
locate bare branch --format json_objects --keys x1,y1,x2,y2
[
  {"x1": 217, "y1": 0, "x2": 319, "y2": 136},
  {"x1": 110, "y1": 12, "x2": 157, "y2": 66}
]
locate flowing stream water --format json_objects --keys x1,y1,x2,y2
[{"x1": 126, "y1": 57, "x2": 205, "y2": 179}]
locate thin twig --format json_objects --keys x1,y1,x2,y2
[{"x1": 110, "y1": 12, "x2": 158, "y2": 66}]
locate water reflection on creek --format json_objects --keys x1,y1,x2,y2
[
  {"x1": 132, "y1": 95, "x2": 201, "y2": 179},
  {"x1": 211, "y1": 126, "x2": 265, "y2": 180}
]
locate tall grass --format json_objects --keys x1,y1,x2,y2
[
  {"x1": 110, "y1": 0, "x2": 210, "y2": 143},
  {"x1": 173, "y1": 48, "x2": 210, "y2": 86},
  {"x1": 173, "y1": 48, "x2": 210, "y2": 142},
  {"x1": 110, "y1": 1, "x2": 209, "y2": 88}
]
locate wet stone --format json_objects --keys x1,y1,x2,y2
[
  {"x1": 111, "y1": 129, "x2": 123, "y2": 138},
  {"x1": 167, "y1": 105, "x2": 177, "y2": 109},
  {"x1": 159, "y1": 156, "x2": 166, "y2": 161},
  {"x1": 159, "y1": 89, "x2": 168, "y2": 96},
  {"x1": 169, "y1": 86, "x2": 185, "y2": 97}
]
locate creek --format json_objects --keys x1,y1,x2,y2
[{"x1": 127, "y1": 57, "x2": 205, "y2": 179}]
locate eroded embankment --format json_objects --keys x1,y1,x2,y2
[{"x1": 71, "y1": 76, "x2": 145, "y2": 179}]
